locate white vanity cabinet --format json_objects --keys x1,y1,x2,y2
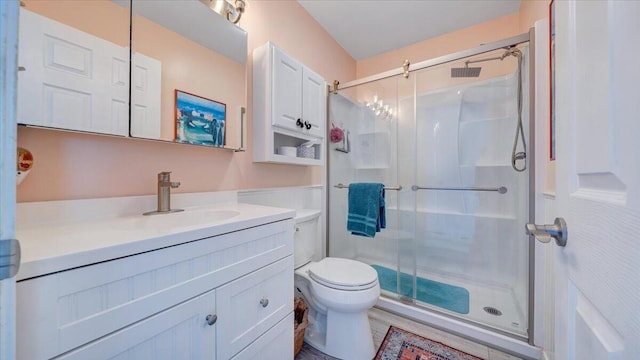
[
  {"x1": 253, "y1": 42, "x2": 326, "y2": 165},
  {"x1": 16, "y1": 218, "x2": 295, "y2": 360}
]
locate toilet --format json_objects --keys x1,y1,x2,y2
[{"x1": 293, "y1": 210, "x2": 380, "y2": 359}]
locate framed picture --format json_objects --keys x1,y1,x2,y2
[
  {"x1": 549, "y1": 0, "x2": 556, "y2": 160},
  {"x1": 175, "y1": 90, "x2": 226, "y2": 147}
]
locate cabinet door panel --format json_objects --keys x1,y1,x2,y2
[
  {"x1": 302, "y1": 67, "x2": 326, "y2": 138},
  {"x1": 231, "y1": 312, "x2": 294, "y2": 360},
  {"x1": 217, "y1": 256, "x2": 293, "y2": 359},
  {"x1": 55, "y1": 290, "x2": 216, "y2": 360},
  {"x1": 273, "y1": 48, "x2": 303, "y2": 131}
]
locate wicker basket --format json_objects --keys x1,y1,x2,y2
[{"x1": 294, "y1": 297, "x2": 309, "y2": 356}]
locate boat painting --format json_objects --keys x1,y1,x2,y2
[{"x1": 175, "y1": 90, "x2": 226, "y2": 147}]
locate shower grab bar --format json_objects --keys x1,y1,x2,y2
[
  {"x1": 334, "y1": 183, "x2": 403, "y2": 191},
  {"x1": 411, "y1": 185, "x2": 508, "y2": 194}
]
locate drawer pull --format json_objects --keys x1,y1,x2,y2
[
  {"x1": 260, "y1": 297, "x2": 269, "y2": 308},
  {"x1": 205, "y1": 314, "x2": 217, "y2": 326}
]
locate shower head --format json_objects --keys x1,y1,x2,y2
[
  {"x1": 451, "y1": 63, "x2": 481, "y2": 78},
  {"x1": 451, "y1": 49, "x2": 520, "y2": 78}
]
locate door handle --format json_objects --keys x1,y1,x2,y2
[{"x1": 525, "y1": 217, "x2": 567, "y2": 247}]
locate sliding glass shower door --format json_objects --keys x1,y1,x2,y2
[
  {"x1": 327, "y1": 75, "x2": 416, "y2": 304},
  {"x1": 328, "y1": 44, "x2": 530, "y2": 338}
]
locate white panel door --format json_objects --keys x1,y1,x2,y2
[
  {"x1": 17, "y1": 8, "x2": 129, "y2": 136},
  {"x1": 554, "y1": 1, "x2": 640, "y2": 359},
  {"x1": 0, "y1": 1, "x2": 19, "y2": 359},
  {"x1": 131, "y1": 52, "x2": 162, "y2": 139},
  {"x1": 302, "y1": 67, "x2": 326, "y2": 138},
  {"x1": 272, "y1": 46, "x2": 303, "y2": 132}
]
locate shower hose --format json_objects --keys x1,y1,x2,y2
[{"x1": 511, "y1": 48, "x2": 527, "y2": 172}]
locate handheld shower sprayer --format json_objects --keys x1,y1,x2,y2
[{"x1": 450, "y1": 46, "x2": 527, "y2": 172}]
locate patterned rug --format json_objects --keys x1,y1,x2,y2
[{"x1": 374, "y1": 326, "x2": 483, "y2": 360}]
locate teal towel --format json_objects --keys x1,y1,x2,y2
[{"x1": 347, "y1": 183, "x2": 385, "y2": 238}]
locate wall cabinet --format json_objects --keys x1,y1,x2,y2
[
  {"x1": 253, "y1": 42, "x2": 326, "y2": 165},
  {"x1": 17, "y1": 219, "x2": 294, "y2": 359}
]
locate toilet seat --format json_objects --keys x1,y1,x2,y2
[{"x1": 308, "y1": 258, "x2": 378, "y2": 291}]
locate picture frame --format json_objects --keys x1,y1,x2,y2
[
  {"x1": 549, "y1": 0, "x2": 556, "y2": 160},
  {"x1": 175, "y1": 90, "x2": 226, "y2": 147}
]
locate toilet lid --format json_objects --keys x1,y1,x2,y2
[{"x1": 308, "y1": 258, "x2": 378, "y2": 291}]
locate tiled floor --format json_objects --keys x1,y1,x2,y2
[{"x1": 296, "y1": 307, "x2": 524, "y2": 360}]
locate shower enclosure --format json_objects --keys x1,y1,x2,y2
[{"x1": 327, "y1": 33, "x2": 534, "y2": 343}]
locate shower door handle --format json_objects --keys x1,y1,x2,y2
[{"x1": 525, "y1": 217, "x2": 567, "y2": 247}]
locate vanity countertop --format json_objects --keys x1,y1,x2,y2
[{"x1": 16, "y1": 202, "x2": 295, "y2": 281}]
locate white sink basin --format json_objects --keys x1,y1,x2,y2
[{"x1": 115, "y1": 208, "x2": 241, "y2": 231}]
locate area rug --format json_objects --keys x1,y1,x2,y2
[
  {"x1": 374, "y1": 326, "x2": 483, "y2": 360},
  {"x1": 371, "y1": 265, "x2": 470, "y2": 314}
]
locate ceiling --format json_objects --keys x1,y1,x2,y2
[{"x1": 297, "y1": 0, "x2": 521, "y2": 61}]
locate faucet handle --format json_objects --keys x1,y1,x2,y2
[{"x1": 170, "y1": 181, "x2": 180, "y2": 188}]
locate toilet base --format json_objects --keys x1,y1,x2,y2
[{"x1": 304, "y1": 308, "x2": 375, "y2": 360}]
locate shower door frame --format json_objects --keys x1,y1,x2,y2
[{"x1": 325, "y1": 30, "x2": 536, "y2": 345}]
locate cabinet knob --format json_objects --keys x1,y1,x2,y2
[
  {"x1": 304, "y1": 121, "x2": 312, "y2": 130},
  {"x1": 296, "y1": 119, "x2": 303, "y2": 128},
  {"x1": 260, "y1": 297, "x2": 269, "y2": 308},
  {"x1": 205, "y1": 313, "x2": 217, "y2": 326}
]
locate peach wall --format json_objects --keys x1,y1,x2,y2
[
  {"x1": 132, "y1": 16, "x2": 245, "y2": 144},
  {"x1": 16, "y1": 0, "x2": 550, "y2": 203},
  {"x1": 22, "y1": 0, "x2": 129, "y2": 46},
  {"x1": 17, "y1": 1, "x2": 356, "y2": 202},
  {"x1": 520, "y1": 0, "x2": 550, "y2": 33},
  {"x1": 356, "y1": 13, "x2": 521, "y2": 79}
]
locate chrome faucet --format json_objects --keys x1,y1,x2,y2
[{"x1": 144, "y1": 171, "x2": 184, "y2": 215}]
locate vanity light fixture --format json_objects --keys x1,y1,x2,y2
[{"x1": 201, "y1": 0, "x2": 246, "y2": 24}]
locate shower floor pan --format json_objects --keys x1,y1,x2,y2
[
  {"x1": 363, "y1": 260, "x2": 527, "y2": 337},
  {"x1": 371, "y1": 265, "x2": 469, "y2": 315}
]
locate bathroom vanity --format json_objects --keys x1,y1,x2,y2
[{"x1": 15, "y1": 201, "x2": 295, "y2": 359}]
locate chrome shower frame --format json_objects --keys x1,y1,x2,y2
[{"x1": 325, "y1": 30, "x2": 537, "y2": 351}]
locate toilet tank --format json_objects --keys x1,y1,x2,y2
[{"x1": 294, "y1": 209, "x2": 321, "y2": 268}]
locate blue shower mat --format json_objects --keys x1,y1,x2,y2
[{"x1": 371, "y1": 264, "x2": 470, "y2": 314}]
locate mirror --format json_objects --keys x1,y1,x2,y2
[
  {"x1": 16, "y1": 0, "x2": 247, "y2": 150},
  {"x1": 130, "y1": 0, "x2": 247, "y2": 149},
  {"x1": 17, "y1": 0, "x2": 131, "y2": 136}
]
